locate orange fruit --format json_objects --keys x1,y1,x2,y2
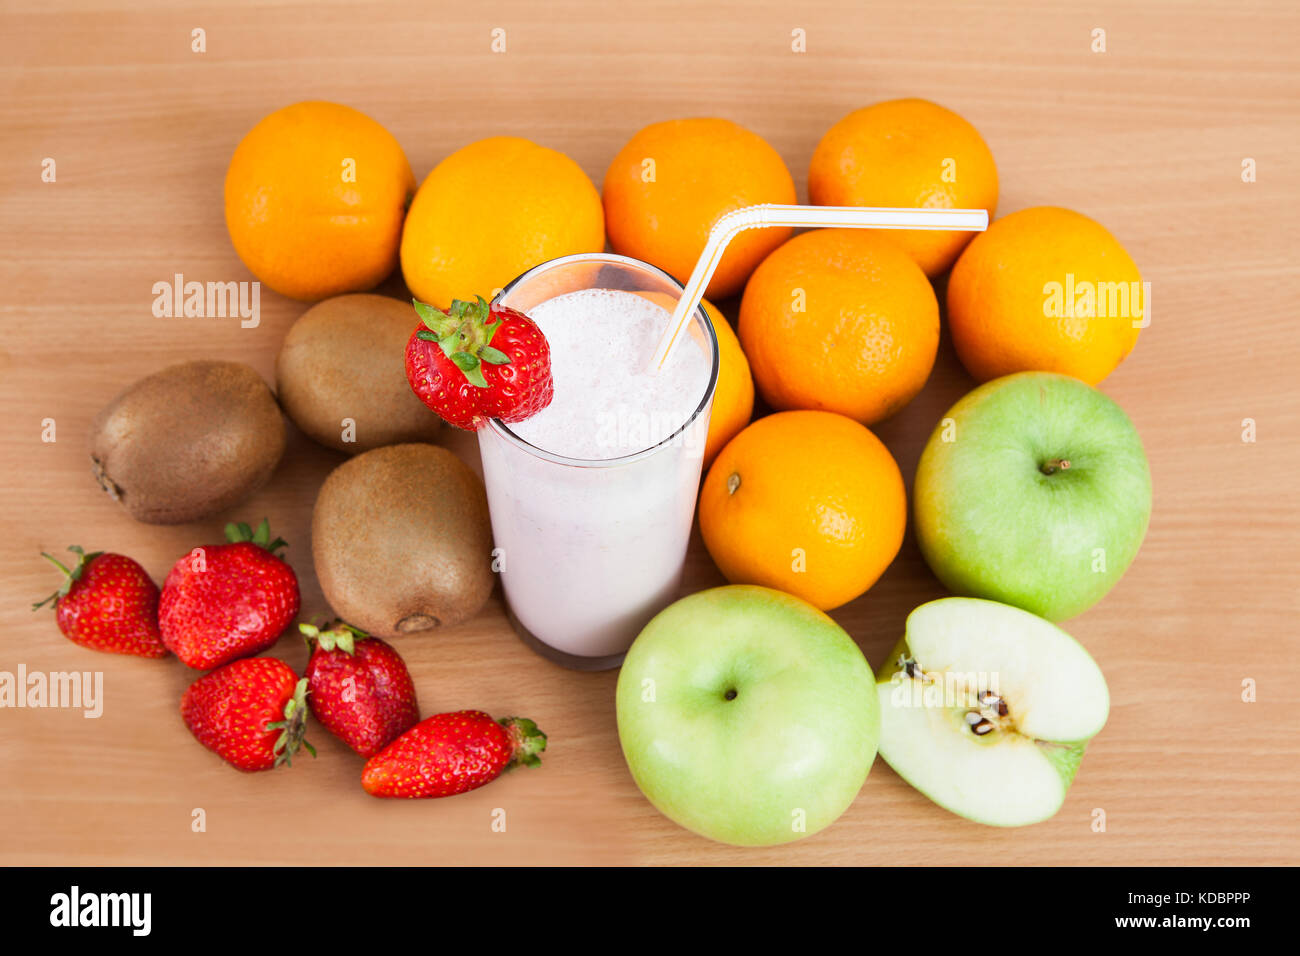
[
  {"x1": 947, "y1": 206, "x2": 1144, "y2": 384},
  {"x1": 224, "y1": 101, "x2": 415, "y2": 301},
  {"x1": 401, "y1": 137, "x2": 604, "y2": 310},
  {"x1": 739, "y1": 229, "x2": 939, "y2": 425},
  {"x1": 808, "y1": 98, "x2": 998, "y2": 276},
  {"x1": 700, "y1": 301, "x2": 755, "y2": 468},
  {"x1": 699, "y1": 410, "x2": 906, "y2": 611},
  {"x1": 603, "y1": 118, "x2": 796, "y2": 299}
]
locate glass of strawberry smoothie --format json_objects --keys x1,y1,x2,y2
[{"x1": 477, "y1": 253, "x2": 719, "y2": 669}]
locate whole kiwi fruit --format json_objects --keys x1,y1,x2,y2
[
  {"x1": 89, "y1": 360, "x2": 285, "y2": 524},
  {"x1": 276, "y1": 293, "x2": 441, "y2": 454},
  {"x1": 312, "y1": 443, "x2": 494, "y2": 637}
]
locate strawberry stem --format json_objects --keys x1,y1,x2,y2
[
  {"x1": 500, "y1": 716, "x2": 547, "y2": 770},
  {"x1": 266, "y1": 678, "x2": 314, "y2": 768}
]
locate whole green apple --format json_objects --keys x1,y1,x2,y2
[
  {"x1": 615, "y1": 585, "x2": 879, "y2": 847},
  {"x1": 915, "y1": 371, "x2": 1151, "y2": 621}
]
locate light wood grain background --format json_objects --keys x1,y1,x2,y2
[{"x1": 1, "y1": 0, "x2": 1297, "y2": 866}]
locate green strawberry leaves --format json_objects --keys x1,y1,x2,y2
[
  {"x1": 224, "y1": 518, "x2": 287, "y2": 555},
  {"x1": 449, "y1": 350, "x2": 489, "y2": 388},
  {"x1": 500, "y1": 716, "x2": 548, "y2": 770},
  {"x1": 413, "y1": 299, "x2": 445, "y2": 328},
  {"x1": 32, "y1": 545, "x2": 104, "y2": 611},
  {"x1": 412, "y1": 295, "x2": 513, "y2": 390},
  {"x1": 300, "y1": 620, "x2": 367, "y2": 655}
]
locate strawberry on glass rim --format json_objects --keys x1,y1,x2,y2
[{"x1": 405, "y1": 296, "x2": 554, "y2": 431}]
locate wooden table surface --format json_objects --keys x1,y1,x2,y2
[{"x1": 2, "y1": 0, "x2": 1297, "y2": 866}]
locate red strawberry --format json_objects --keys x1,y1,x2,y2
[
  {"x1": 33, "y1": 546, "x2": 167, "y2": 658},
  {"x1": 160, "y1": 519, "x2": 300, "y2": 670},
  {"x1": 405, "y1": 296, "x2": 553, "y2": 430},
  {"x1": 180, "y1": 656, "x2": 314, "y2": 772},
  {"x1": 302, "y1": 621, "x2": 419, "y2": 758},
  {"x1": 361, "y1": 710, "x2": 547, "y2": 798}
]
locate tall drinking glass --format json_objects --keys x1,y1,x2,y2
[{"x1": 478, "y1": 253, "x2": 719, "y2": 670}]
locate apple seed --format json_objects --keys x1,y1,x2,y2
[
  {"x1": 966, "y1": 713, "x2": 995, "y2": 736},
  {"x1": 899, "y1": 656, "x2": 934, "y2": 682}
]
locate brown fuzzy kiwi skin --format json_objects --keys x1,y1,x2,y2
[
  {"x1": 312, "y1": 443, "x2": 494, "y2": 637},
  {"x1": 89, "y1": 360, "x2": 286, "y2": 525},
  {"x1": 276, "y1": 293, "x2": 442, "y2": 454}
]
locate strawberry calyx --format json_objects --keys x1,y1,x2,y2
[
  {"x1": 224, "y1": 518, "x2": 287, "y2": 556},
  {"x1": 299, "y1": 620, "x2": 366, "y2": 655},
  {"x1": 500, "y1": 716, "x2": 548, "y2": 770},
  {"x1": 266, "y1": 677, "x2": 315, "y2": 768},
  {"x1": 32, "y1": 545, "x2": 104, "y2": 611},
  {"x1": 413, "y1": 296, "x2": 513, "y2": 389}
]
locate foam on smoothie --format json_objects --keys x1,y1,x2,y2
[{"x1": 508, "y1": 288, "x2": 712, "y2": 460}]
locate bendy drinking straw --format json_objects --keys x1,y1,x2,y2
[{"x1": 648, "y1": 204, "x2": 990, "y2": 370}]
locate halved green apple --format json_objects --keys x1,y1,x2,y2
[{"x1": 876, "y1": 597, "x2": 1109, "y2": 827}]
